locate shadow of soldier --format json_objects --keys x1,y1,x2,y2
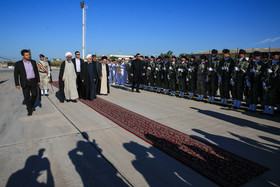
[
  {"x1": 123, "y1": 140, "x2": 193, "y2": 186},
  {"x1": 68, "y1": 133, "x2": 128, "y2": 187},
  {"x1": 6, "y1": 148, "x2": 54, "y2": 187}
]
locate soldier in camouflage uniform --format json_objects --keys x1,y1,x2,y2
[
  {"x1": 218, "y1": 49, "x2": 234, "y2": 106},
  {"x1": 142, "y1": 56, "x2": 149, "y2": 90},
  {"x1": 37, "y1": 54, "x2": 50, "y2": 96},
  {"x1": 162, "y1": 55, "x2": 170, "y2": 94},
  {"x1": 196, "y1": 55, "x2": 208, "y2": 101},
  {"x1": 262, "y1": 52, "x2": 280, "y2": 115},
  {"x1": 246, "y1": 51, "x2": 266, "y2": 111},
  {"x1": 206, "y1": 49, "x2": 219, "y2": 104},
  {"x1": 155, "y1": 56, "x2": 163, "y2": 93},
  {"x1": 231, "y1": 49, "x2": 250, "y2": 108},
  {"x1": 147, "y1": 56, "x2": 156, "y2": 91},
  {"x1": 187, "y1": 55, "x2": 198, "y2": 99},
  {"x1": 177, "y1": 56, "x2": 188, "y2": 97},
  {"x1": 168, "y1": 56, "x2": 178, "y2": 96},
  {"x1": 139, "y1": 56, "x2": 145, "y2": 89}
]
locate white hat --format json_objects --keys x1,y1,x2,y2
[
  {"x1": 65, "y1": 52, "x2": 72, "y2": 57},
  {"x1": 86, "y1": 54, "x2": 92, "y2": 59}
]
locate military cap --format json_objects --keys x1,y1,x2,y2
[
  {"x1": 39, "y1": 54, "x2": 45, "y2": 58},
  {"x1": 181, "y1": 56, "x2": 187, "y2": 59},
  {"x1": 222, "y1": 49, "x2": 230, "y2": 54},
  {"x1": 190, "y1": 55, "x2": 196, "y2": 59},
  {"x1": 253, "y1": 51, "x2": 261, "y2": 57},
  {"x1": 211, "y1": 49, "x2": 218, "y2": 54},
  {"x1": 150, "y1": 56, "x2": 155, "y2": 59},
  {"x1": 144, "y1": 56, "x2": 149, "y2": 59},
  {"x1": 164, "y1": 55, "x2": 169, "y2": 59},
  {"x1": 136, "y1": 53, "x2": 140, "y2": 56},
  {"x1": 239, "y1": 49, "x2": 246, "y2": 54},
  {"x1": 200, "y1": 55, "x2": 206, "y2": 60},
  {"x1": 262, "y1": 53, "x2": 268, "y2": 58},
  {"x1": 101, "y1": 56, "x2": 108, "y2": 60},
  {"x1": 272, "y1": 52, "x2": 280, "y2": 56},
  {"x1": 157, "y1": 56, "x2": 162, "y2": 60},
  {"x1": 171, "y1": 56, "x2": 177, "y2": 59}
]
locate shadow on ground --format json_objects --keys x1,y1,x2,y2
[{"x1": 6, "y1": 149, "x2": 54, "y2": 187}]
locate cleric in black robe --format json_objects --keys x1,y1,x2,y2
[
  {"x1": 81, "y1": 54, "x2": 98, "y2": 100},
  {"x1": 131, "y1": 53, "x2": 144, "y2": 92}
]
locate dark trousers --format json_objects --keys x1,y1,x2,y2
[
  {"x1": 22, "y1": 79, "x2": 38, "y2": 111},
  {"x1": 132, "y1": 79, "x2": 140, "y2": 91},
  {"x1": 76, "y1": 73, "x2": 82, "y2": 98},
  {"x1": 207, "y1": 74, "x2": 218, "y2": 97}
]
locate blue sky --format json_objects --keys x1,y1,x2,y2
[{"x1": 0, "y1": 0, "x2": 280, "y2": 61}]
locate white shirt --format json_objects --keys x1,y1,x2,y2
[{"x1": 75, "y1": 58, "x2": 81, "y2": 72}]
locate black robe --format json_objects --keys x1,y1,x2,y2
[{"x1": 81, "y1": 62, "x2": 98, "y2": 100}]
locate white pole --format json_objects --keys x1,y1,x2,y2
[{"x1": 82, "y1": 8, "x2": 85, "y2": 60}]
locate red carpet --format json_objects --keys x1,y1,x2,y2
[{"x1": 52, "y1": 82, "x2": 268, "y2": 186}]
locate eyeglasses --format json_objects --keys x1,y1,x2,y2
[{"x1": 76, "y1": 54, "x2": 80, "y2": 55}]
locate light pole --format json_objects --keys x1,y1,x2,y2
[{"x1": 80, "y1": 1, "x2": 88, "y2": 59}]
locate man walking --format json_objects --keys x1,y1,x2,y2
[{"x1": 14, "y1": 49, "x2": 40, "y2": 116}]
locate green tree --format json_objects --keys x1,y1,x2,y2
[{"x1": 109, "y1": 56, "x2": 118, "y2": 61}]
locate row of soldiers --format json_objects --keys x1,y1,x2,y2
[{"x1": 124, "y1": 49, "x2": 280, "y2": 115}]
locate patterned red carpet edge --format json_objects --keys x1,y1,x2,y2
[{"x1": 52, "y1": 82, "x2": 268, "y2": 186}]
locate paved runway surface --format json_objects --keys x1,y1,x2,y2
[{"x1": 1, "y1": 69, "x2": 280, "y2": 186}]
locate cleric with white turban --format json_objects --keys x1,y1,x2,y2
[
  {"x1": 58, "y1": 52, "x2": 78, "y2": 103},
  {"x1": 80, "y1": 54, "x2": 98, "y2": 100}
]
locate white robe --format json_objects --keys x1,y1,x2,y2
[
  {"x1": 63, "y1": 60, "x2": 78, "y2": 99},
  {"x1": 100, "y1": 63, "x2": 108, "y2": 94}
]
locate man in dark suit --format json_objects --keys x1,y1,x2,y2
[
  {"x1": 14, "y1": 49, "x2": 40, "y2": 116},
  {"x1": 131, "y1": 53, "x2": 144, "y2": 93},
  {"x1": 72, "y1": 51, "x2": 84, "y2": 98}
]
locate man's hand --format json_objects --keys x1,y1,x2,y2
[
  {"x1": 100, "y1": 76, "x2": 102, "y2": 80},
  {"x1": 94, "y1": 79, "x2": 96, "y2": 82},
  {"x1": 62, "y1": 78, "x2": 65, "y2": 81},
  {"x1": 131, "y1": 73, "x2": 133, "y2": 77},
  {"x1": 82, "y1": 80, "x2": 84, "y2": 82},
  {"x1": 38, "y1": 82, "x2": 40, "y2": 86},
  {"x1": 16, "y1": 86, "x2": 20, "y2": 90},
  {"x1": 142, "y1": 73, "x2": 145, "y2": 76}
]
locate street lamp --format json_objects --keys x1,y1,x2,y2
[{"x1": 80, "y1": 1, "x2": 88, "y2": 59}]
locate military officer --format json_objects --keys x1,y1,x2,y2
[
  {"x1": 231, "y1": 49, "x2": 250, "y2": 108},
  {"x1": 37, "y1": 54, "x2": 50, "y2": 96},
  {"x1": 155, "y1": 56, "x2": 163, "y2": 93},
  {"x1": 168, "y1": 56, "x2": 178, "y2": 96},
  {"x1": 218, "y1": 49, "x2": 234, "y2": 106},
  {"x1": 187, "y1": 55, "x2": 197, "y2": 99},
  {"x1": 161, "y1": 55, "x2": 170, "y2": 94},
  {"x1": 143, "y1": 56, "x2": 149, "y2": 90},
  {"x1": 246, "y1": 51, "x2": 266, "y2": 111},
  {"x1": 196, "y1": 55, "x2": 208, "y2": 101},
  {"x1": 177, "y1": 56, "x2": 188, "y2": 97},
  {"x1": 147, "y1": 56, "x2": 156, "y2": 91},
  {"x1": 206, "y1": 49, "x2": 219, "y2": 103},
  {"x1": 262, "y1": 52, "x2": 280, "y2": 115}
]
